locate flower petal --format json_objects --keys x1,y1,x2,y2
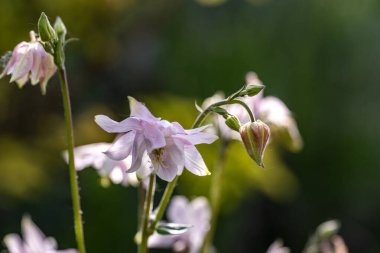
[
  {"x1": 167, "y1": 196, "x2": 190, "y2": 224},
  {"x1": 127, "y1": 135, "x2": 147, "y2": 173},
  {"x1": 128, "y1": 96, "x2": 159, "y2": 122},
  {"x1": 141, "y1": 121, "x2": 166, "y2": 151},
  {"x1": 105, "y1": 131, "x2": 136, "y2": 160},
  {"x1": 184, "y1": 145, "x2": 210, "y2": 176},
  {"x1": 3, "y1": 234, "x2": 24, "y2": 253},
  {"x1": 136, "y1": 152, "x2": 154, "y2": 180},
  {"x1": 95, "y1": 115, "x2": 140, "y2": 133},
  {"x1": 10, "y1": 44, "x2": 33, "y2": 83},
  {"x1": 148, "y1": 233, "x2": 178, "y2": 249}
]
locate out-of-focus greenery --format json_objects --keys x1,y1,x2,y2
[{"x1": 1, "y1": 0, "x2": 380, "y2": 253}]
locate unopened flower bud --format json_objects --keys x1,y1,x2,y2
[
  {"x1": 38, "y1": 12, "x2": 57, "y2": 42},
  {"x1": 54, "y1": 17, "x2": 67, "y2": 41},
  {"x1": 241, "y1": 82, "x2": 265, "y2": 97},
  {"x1": 224, "y1": 115, "x2": 241, "y2": 132},
  {"x1": 240, "y1": 120, "x2": 270, "y2": 167}
]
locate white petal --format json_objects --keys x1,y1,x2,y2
[
  {"x1": 141, "y1": 121, "x2": 166, "y2": 151},
  {"x1": 128, "y1": 96, "x2": 159, "y2": 122},
  {"x1": 95, "y1": 115, "x2": 140, "y2": 133},
  {"x1": 184, "y1": 145, "x2": 210, "y2": 176},
  {"x1": 148, "y1": 233, "x2": 178, "y2": 249},
  {"x1": 167, "y1": 196, "x2": 190, "y2": 224},
  {"x1": 3, "y1": 234, "x2": 24, "y2": 253},
  {"x1": 105, "y1": 131, "x2": 136, "y2": 160}
]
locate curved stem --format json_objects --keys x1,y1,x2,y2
[
  {"x1": 58, "y1": 66, "x2": 86, "y2": 253},
  {"x1": 227, "y1": 99, "x2": 255, "y2": 122},
  {"x1": 200, "y1": 140, "x2": 229, "y2": 253},
  {"x1": 139, "y1": 174, "x2": 156, "y2": 253}
]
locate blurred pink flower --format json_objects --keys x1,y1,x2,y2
[
  {"x1": 266, "y1": 240, "x2": 290, "y2": 253},
  {"x1": 3, "y1": 216, "x2": 77, "y2": 253},
  {"x1": 95, "y1": 97, "x2": 217, "y2": 182},
  {"x1": 148, "y1": 196, "x2": 211, "y2": 253},
  {"x1": 203, "y1": 72, "x2": 302, "y2": 152},
  {"x1": 0, "y1": 31, "x2": 56, "y2": 94},
  {"x1": 63, "y1": 143, "x2": 140, "y2": 186}
]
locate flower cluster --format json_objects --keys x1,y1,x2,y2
[
  {"x1": 4, "y1": 216, "x2": 77, "y2": 253},
  {"x1": 0, "y1": 31, "x2": 56, "y2": 95},
  {"x1": 148, "y1": 196, "x2": 211, "y2": 253},
  {"x1": 95, "y1": 97, "x2": 218, "y2": 182}
]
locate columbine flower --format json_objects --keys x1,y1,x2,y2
[
  {"x1": 95, "y1": 97, "x2": 218, "y2": 182},
  {"x1": 148, "y1": 196, "x2": 211, "y2": 253},
  {"x1": 4, "y1": 216, "x2": 77, "y2": 253},
  {"x1": 63, "y1": 143, "x2": 139, "y2": 186},
  {"x1": 266, "y1": 240, "x2": 290, "y2": 253},
  {"x1": 0, "y1": 31, "x2": 56, "y2": 95}
]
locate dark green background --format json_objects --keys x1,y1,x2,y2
[{"x1": 0, "y1": 0, "x2": 379, "y2": 252}]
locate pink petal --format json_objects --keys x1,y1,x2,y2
[
  {"x1": 141, "y1": 121, "x2": 166, "y2": 151},
  {"x1": 3, "y1": 234, "x2": 25, "y2": 253},
  {"x1": 105, "y1": 131, "x2": 136, "y2": 160},
  {"x1": 95, "y1": 115, "x2": 140, "y2": 133},
  {"x1": 21, "y1": 216, "x2": 47, "y2": 251},
  {"x1": 167, "y1": 196, "x2": 190, "y2": 224},
  {"x1": 148, "y1": 233, "x2": 178, "y2": 249},
  {"x1": 128, "y1": 96, "x2": 159, "y2": 122},
  {"x1": 10, "y1": 44, "x2": 33, "y2": 83},
  {"x1": 184, "y1": 145, "x2": 210, "y2": 176},
  {"x1": 127, "y1": 135, "x2": 147, "y2": 173}
]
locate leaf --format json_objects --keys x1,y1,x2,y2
[{"x1": 155, "y1": 222, "x2": 192, "y2": 235}]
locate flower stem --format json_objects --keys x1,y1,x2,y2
[
  {"x1": 57, "y1": 65, "x2": 86, "y2": 253},
  {"x1": 139, "y1": 174, "x2": 156, "y2": 253},
  {"x1": 200, "y1": 139, "x2": 229, "y2": 253}
]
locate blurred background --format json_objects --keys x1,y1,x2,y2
[{"x1": 0, "y1": 0, "x2": 379, "y2": 252}]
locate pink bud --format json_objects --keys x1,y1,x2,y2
[
  {"x1": 240, "y1": 120, "x2": 270, "y2": 167},
  {"x1": 1, "y1": 32, "x2": 56, "y2": 95}
]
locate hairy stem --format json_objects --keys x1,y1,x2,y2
[
  {"x1": 139, "y1": 174, "x2": 156, "y2": 253},
  {"x1": 58, "y1": 66, "x2": 86, "y2": 253}
]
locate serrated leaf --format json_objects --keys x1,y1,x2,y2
[{"x1": 156, "y1": 222, "x2": 192, "y2": 235}]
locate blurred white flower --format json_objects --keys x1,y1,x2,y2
[
  {"x1": 148, "y1": 196, "x2": 211, "y2": 253},
  {"x1": 63, "y1": 143, "x2": 139, "y2": 187},
  {"x1": 4, "y1": 216, "x2": 77, "y2": 253}
]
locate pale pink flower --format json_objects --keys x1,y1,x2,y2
[
  {"x1": 63, "y1": 143, "x2": 139, "y2": 186},
  {"x1": 1, "y1": 31, "x2": 56, "y2": 94},
  {"x1": 95, "y1": 97, "x2": 218, "y2": 182},
  {"x1": 148, "y1": 196, "x2": 211, "y2": 253},
  {"x1": 266, "y1": 240, "x2": 290, "y2": 253},
  {"x1": 3, "y1": 216, "x2": 77, "y2": 253}
]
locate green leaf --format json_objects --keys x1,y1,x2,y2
[{"x1": 155, "y1": 222, "x2": 192, "y2": 235}]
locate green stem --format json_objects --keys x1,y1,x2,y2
[
  {"x1": 200, "y1": 139, "x2": 229, "y2": 253},
  {"x1": 58, "y1": 66, "x2": 86, "y2": 253},
  {"x1": 139, "y1": 174, "x2": 156, "y2": 253},
  {"x1": 144, "y1": 96, "x2": 254, "y2": 243}
]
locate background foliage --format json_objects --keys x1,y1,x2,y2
[{"x1": 1, "y1": 0, "x2": 380, "y2": 252}]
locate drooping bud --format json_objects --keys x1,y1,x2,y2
[
  {"x1": 54, "y1": 17, "x2": 67, "y2": 41},
  {"x1": 38, "y1": 12, "x2": 57, "y2": 42},
  {"x1": 239, "y1": 120, "x2": 270, "y2": 167},
  {"x1": 224, "y1": 114, "x2": 241, "y2": 132}
]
